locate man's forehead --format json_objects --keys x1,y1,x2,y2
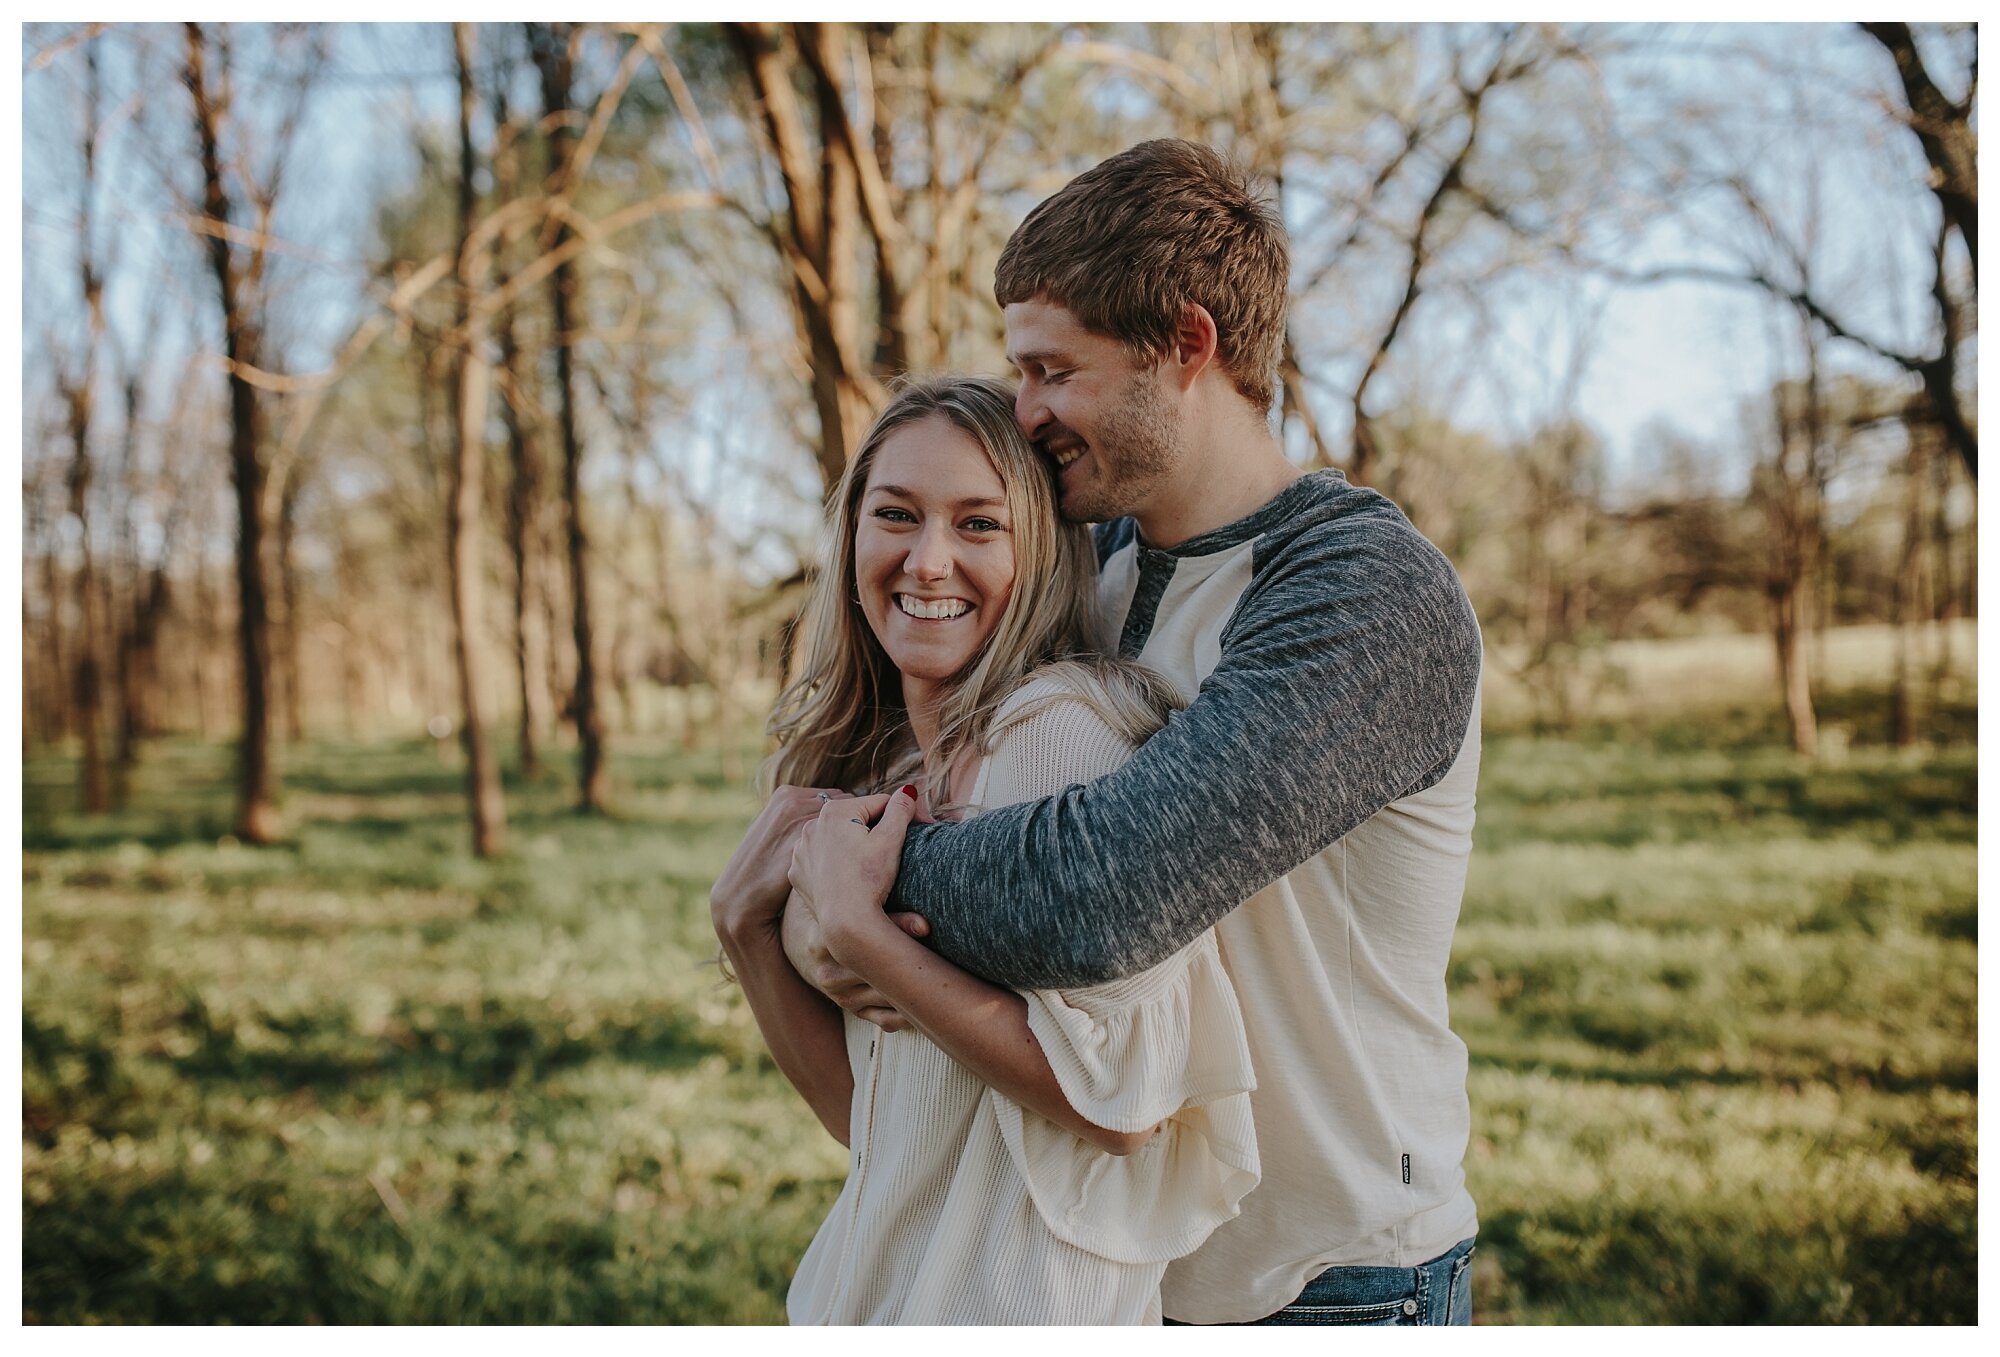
[{"x1": 1003, "y1": 298, "x2": 1094, "y2": 360}]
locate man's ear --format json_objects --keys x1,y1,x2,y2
[{"x1": 1166, "y1": 302, "x2": 1219, "y2": 391}]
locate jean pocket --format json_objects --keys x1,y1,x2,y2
[
  {"x1": 1266, "y1": 1298, "x2": 1414, "y2": 1326},
  {"x1": 1445, "y1": 1245, "x2": 1476, "y2": 1325}
]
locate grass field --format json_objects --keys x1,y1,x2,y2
[{"x1": 20, "y1": 664, "x2": 1977, "y2": 1323}]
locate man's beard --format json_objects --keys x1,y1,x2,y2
[{"x1": 1056, "y1": 369, "x2": 1181, "y2": 524}]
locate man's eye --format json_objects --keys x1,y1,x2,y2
[{"x1": 1044, "y1": 370, "x2": 1069, "y2": 385}]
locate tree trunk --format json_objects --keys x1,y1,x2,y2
[
  {"x1": 542, "y1": 532, "x2": 571, "y2": 742},
  {"x1": 39, "y1": 546, "x2": 70, "y2": 743},
  {"x1": 492, "y1": 81, "x2": 545, "y2": 779},
  {"x1": 1890, "y1": 423, "x2": 1927, "y2": 748},
  {"x1": 115, "y1": 565, "x2": 170, "y2": 802},
  {"x1": 187, "y1": 22, "x2": 281, "y2": 842},
  {"x1": 532, "y1": 22, "x2": 609, "y2": 810},
  {"x1": 1771, "y1": 581, "x2": 1818, "y2": 758},
  {"x1": 111, "y1": 372, "x2": 150, "y2": 805},
  {"x1": 450, "y1": 22, "x2": 507, "y2": 857},
  {"x1": 67, "y1": 448, "x2": 110, "y2": 815},
  {"x1": 499, "y1": 315, "x2": 546, "y2": 778},
  {"x1": 64, "y1": 39, "x2": 109, "y2": 814},
  {"x1": 277, "y1": 476, "x2": 306, "y2": 743}
]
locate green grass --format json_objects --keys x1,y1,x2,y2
[
  {"x1": 1460, "y1": 712, "x2": 1975, "y2": 1324},
  {"x1": 21, "y1": 693, "x2": 1977, "y2": 1323}
]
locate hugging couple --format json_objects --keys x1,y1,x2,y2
[{"x1": 710, "y1": 139, "x2": 1483, "y2": 1326}]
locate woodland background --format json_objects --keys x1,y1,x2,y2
[{"x1": 20, "y1": 21, "x2": 1977, "y2": 1323}]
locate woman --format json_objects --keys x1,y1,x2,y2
[{"x1": 711, "y1": 376, "x2": 1258, "y2": 1325}]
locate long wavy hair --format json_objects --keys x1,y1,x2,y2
[{"x1": 765, "y1": 375, "x2": 1180, "y2": 803}]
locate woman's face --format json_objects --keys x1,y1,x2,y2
[{"x1": 854, "y1": 415, "x2": 1018, "y2": 694}]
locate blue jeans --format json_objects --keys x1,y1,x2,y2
[{"x1": 1167, "y1": 1238, "x2": 1477, "y2": 1326}]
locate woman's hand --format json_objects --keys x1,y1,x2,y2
[
  {"x1": 789, "y1": 785, "x2": 921, "y2": 963},
  {"x1": 783, "y1": 890, "x2": 929, "y2": 1031},
  {"x1": 711, "y1": 785, "x2": 856, "y2": 950}
]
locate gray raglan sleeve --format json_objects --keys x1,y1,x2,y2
[{"x1": 887, "y1": 514, "x2": 1483, "y2": 989}]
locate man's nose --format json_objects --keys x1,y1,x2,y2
[{"x1": 1015, "y1": 385, "x2": 1049, "y2": 440}]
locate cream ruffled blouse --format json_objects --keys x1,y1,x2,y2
[{"x1": 787, "y1": 675, "x2": 1261, "y2": 1325}]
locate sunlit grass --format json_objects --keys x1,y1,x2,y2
[{"x1": 21, "y1": 685, "x2": 1976, "y2": 1323}]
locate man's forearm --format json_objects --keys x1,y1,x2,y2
[{"x1": 891, "y1": 512, "x2": 1483, "y2": 988}]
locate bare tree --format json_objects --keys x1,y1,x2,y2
[
  {"x1": 719, "y1": 22, "x2": 1064, "y2": 491},
  {"x1": 448, "y1": 21, "x2": 507, "y2": 855},
  {"x1": 489, "y1": 69, "x2": 549, "y2": 779},
  {"x1": 109, "y1": 322, "x2": 188, "y2": 803},
  {"x1": 1343, "y1": 36, "x2": 1526, "y2": 486},
  {"x1": 1759, "y1": 357, "x2": 1822, "y2": 758},
  {"x1": 1859, "y1": 23, "x2": 1976, "y2": 483},
  {"x1": 180, "y1": 22, "x2": 321, "y2": 842},
  {"x1": 726, "y1": 22, "x2": 885, "y2": 489},
  {"x1": 529, "y1": 21, "x2": 610, "y2": 811},
  {"x1": 55, "y1": 37, "x2": 110, "y2": 812},
  {"x1": 1889, "y1": 404, "x2": 1933, "y2": 747},
  {"x1": 1860, "y1": 23, "x2": 1976, "y2": 283},
  {"x1": 1607, "y1": 27, "x2": 1975, "y2": 481}
]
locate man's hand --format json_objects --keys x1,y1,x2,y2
[
  {"x1": 781, "y1": 892, "x2": 928, "y2": 1032},
  {"x1": 710, "y1": 785, "x2": 854, "y2": 949}
]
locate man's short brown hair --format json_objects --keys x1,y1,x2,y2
[{"x1": 995, "y1": 139, "x2": 1289, "y2": 413}]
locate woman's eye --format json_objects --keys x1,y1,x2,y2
[
  {"x1": 963, "y1": 517, "x2": 1004, "y2": 533},
  {"x1": 873, "y1": 507, "x2": 916, "y2": 524}
]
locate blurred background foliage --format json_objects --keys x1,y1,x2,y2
[{"x1": 18, "y1": 20, "x2": 1977, "y2": 1324}]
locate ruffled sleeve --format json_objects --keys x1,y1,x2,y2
[
  {"x1": 991, "y1": 933, "x2": 1260, "y2": 1264},
  {"x1": 971, "y1": 672, "x2": 1261, "y2": 1265}
]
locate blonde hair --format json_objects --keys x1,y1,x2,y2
[{"x1": 766, "y1": 375, "x2": 1181, "y2": 803}]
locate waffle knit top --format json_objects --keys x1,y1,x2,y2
[
  {"x1": 890, "y1": 471, "x2": 1485, "y2": 1323},
  {"x1": 786, "y1": 675, "x2": 1261, "y2": 1326}
]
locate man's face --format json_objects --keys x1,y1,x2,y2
[{"x1": 1004, "y1": 299, "x2": 1184, "y2": 524}]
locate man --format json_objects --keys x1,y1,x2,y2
[{"x1": 789, "y1": 139, "x2": 1483, "y2": 1326}]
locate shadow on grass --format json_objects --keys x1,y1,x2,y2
[
  {"x1": 21, "y1": 1161, "x2": 660, "y2": 1324},
  {"x1": 23, "y1": 817, "x2": 236, "y2": 855},
  {"x1": 1479, "y1": 748, "x2": 1975, "y2": 848},
  {"x1": 1475, "y1": 1193, "x2": 1975, "y2": 1324},
  {"x1": 173, "y1": 1000, "x2": 734, "y2": 1097},
  {"x1": 23, "y1": 996, "x2": 737, "y2": 1139},
  {"x1": 1468, "y1": 1048, "x2": 1977, "y2": 1097}
]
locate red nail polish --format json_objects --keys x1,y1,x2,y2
[{"x1": 901, "y1": 784, "x2": 918, "y2": 798}]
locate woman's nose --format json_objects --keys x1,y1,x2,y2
[{"x1": 905, "y1": 526, "x2": 954, "y2": 581}]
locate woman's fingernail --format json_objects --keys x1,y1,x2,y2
[{"x1": 901, "y1": 784, "x2": 918, "y2": 798}]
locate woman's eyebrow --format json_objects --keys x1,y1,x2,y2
[{"x1": 867, "y1": 484, "x2": 1006, "y2": 509}]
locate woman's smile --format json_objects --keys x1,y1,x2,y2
[{"x1": 895, "y1": 594, "x2": 973, "y2": 621}]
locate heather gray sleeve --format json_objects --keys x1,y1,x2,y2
[{"x1": 889, "y1": 514, "x2": 1482, "y2": 989}]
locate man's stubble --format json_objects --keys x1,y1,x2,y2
[{"x1": 1058, "y1": 367, "x2": 1184, "y2": 526}]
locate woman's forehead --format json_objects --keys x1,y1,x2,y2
[{"x1": 864, "y1": 419, "x2": 1007, "y2": 501}]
